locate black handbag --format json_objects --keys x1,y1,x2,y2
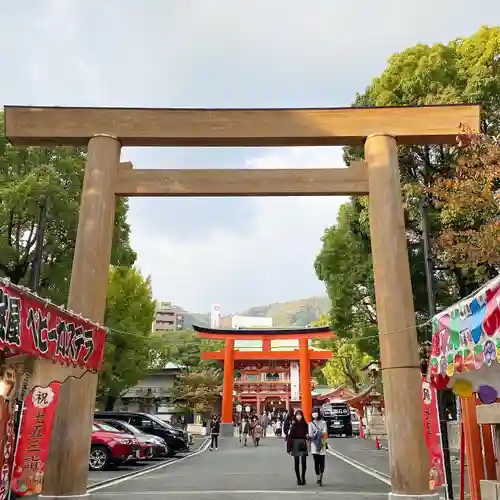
[{"x1": 298, "y1": 439, "x2": 308, "y2": 453}]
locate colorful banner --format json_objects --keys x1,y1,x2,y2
[
  {"x1": 421, "y1": 377, "x2": 445, "y2": 490},
  {"x1": 11, "y1": 382, "x2": 61, "y2": 496},
  {"x1": 290, "y1": 361, "x2": 300, "y2": 401},
  {"x1": 428, "y1": 274, "x2": 500, "y2": 393},
  {"x1": 0, "y1": 393, "x2": 18, "y2": 500},
  {"x1": 0, "y1": 279, "x2": 106, "y2": 370}
]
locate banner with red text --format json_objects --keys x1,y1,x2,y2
[
  {"x1": 0, "y1": 279, "x2": 105, "y2": 370},
  {"x1": 421, "y1": 377, "x2": 446, "y2": 490},
  {"x1": 0, "y1": 395, "x2": 17, "y2": 500},
  {"x1": 11, "y1": 382, "x2": 61, "y2": 496}
]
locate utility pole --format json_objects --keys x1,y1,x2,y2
[
  {"x1": 31, "y1": 198, "x2": 47, "y2": 293},
  {"x1": 420, "y1": 197, "x2": 454, "y2": 500}
]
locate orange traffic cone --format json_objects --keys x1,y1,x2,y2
[
  {"x1": 359, "y1": 421, "x2": 365, "y2": 439},
  {"x1": 375, "y1": 436, "x2": 381, "y2": 450}
]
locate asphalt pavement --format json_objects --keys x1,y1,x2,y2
[
  {"x1": 88, "y1": 436, "x2": 391, "y2": 500},
  {"x1": 87, "y1": 438, "x2": 209, "y2": 488}
]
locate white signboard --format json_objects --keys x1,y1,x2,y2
[
  {"x1": 231, "y1": 316, "x2": 273, "y2": 329},
  {"x1": 290, "y1": 361, "x2": 300, "y2": 401},
  {"x1": 211, "y1": 304, "x2": 221, "y2": 329}
]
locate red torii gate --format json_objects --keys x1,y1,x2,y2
[{"x1": 193, "y1": 324, "x2": 334, "y2": 434}]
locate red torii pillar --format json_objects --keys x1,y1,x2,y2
[
  {"x1": 221, "y1": 338, "x2": 235, "y2": 426},
  {"x1": 299, "y1": 338, "x2": 312, "y2": 421}
]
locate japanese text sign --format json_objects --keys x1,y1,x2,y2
[
  {"x1": 11, "y1": 382, "x2": 61, "y2": 496},
  {"x1": 0, "y1": 279, "x2": 105, "y2": 370},
  {"x1": 421, "y1": 377, "x2": 445, "y2": 490}
]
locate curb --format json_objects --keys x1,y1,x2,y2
[{"x1": 87, "y1": 438, "x2": 210, "y2": 492}]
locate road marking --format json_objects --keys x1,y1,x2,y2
[
  {"x1": 326, "y1": 448, "x2": 392, "y2": 485},
  {"x1": 87, "y1": 439, "x2": 211, "y2": 493},
  {"x1": 90, "y1": 491, "x2": 388, "y2": 496}
]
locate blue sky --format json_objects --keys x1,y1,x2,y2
[{"x1": 1, "y1": 1, "x2": 498, "y2": 314}]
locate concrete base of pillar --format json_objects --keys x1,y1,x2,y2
[
  {"x1": 220, "y1": 422, "x2": 235, "y2": 437},
  {"x1": 40, "y1": 495, "x2": 90, "y2": 499},
  {"x1": 388, "y1": 494, "x2": 439, "y2": 500}
]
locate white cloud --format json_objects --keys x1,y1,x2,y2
[
  {"x1": 2, "y1": 0, "x2": 500, "y2": 313},
  {"x1": 130, "y1": 147, "x2": 346, "y2": 312}
]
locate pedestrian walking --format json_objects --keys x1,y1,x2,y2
[
  {"x1": 286, "y1": 409, "x2": 309, "y2": 486},
  {"x1": 201, "y1": 419, "x2": 207, "y2": 437},
  {"x1": 260, "y1": 412, "x2": 268, "y2": 437},
  {"x1": 209, "y1": 415, "x2": 220, "y2": 451},
  {"x1": 284, "y1": 412, "x2": 293, "y2": 438},
  {"x1": 309, "y1": 407, "x2": 328, "y2": 486},
  {"x1": 241, "y1": 417, "x2": 250, "y2": 446}
]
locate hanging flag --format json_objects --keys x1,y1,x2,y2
[
  {"x1": 11, "y1": 382, "x2": 61, "y2": 496},
  {"x1": 421, "y1": 376, "x2": 446, "y2": 490}
]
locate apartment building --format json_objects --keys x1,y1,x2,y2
[{"x1": 153, "y1": 301, "x2": 185, "y2": 332}]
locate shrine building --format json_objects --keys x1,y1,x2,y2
[{"x1": 193, "y1": 324, "x2": 334, "y2": 435}]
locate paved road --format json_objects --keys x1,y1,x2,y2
[
  {"x1": 87, "y1": 438, "x2": 209, "y2": 487},
  {"x1": 329, "y1": 437, "x2": 468, "y2": 499},
  {"x1": 89, "y1": 437, "x2": 391, "y2": 500}
]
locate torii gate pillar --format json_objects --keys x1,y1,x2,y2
[{"x1": 220, "y1": 338, "x2": 235, "y2": 436}]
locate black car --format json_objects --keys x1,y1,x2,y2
[
  {"x1": 322, "y1": 403, "x2": 353, "y2": 437},
  {"x1": 94, "y1": 411, "x2": 189, "y2": 456}
]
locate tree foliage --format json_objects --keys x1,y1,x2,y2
[
  {"x1": 316, "y1": 26, "x2": 500, "y2": 365},
  {"x1": 153, "y1": 329, "x2": 223, "y2": 370},
  {"x1": 0, "y1": 112, "x2": 136, "y2": 304},
  {"x1": 429, "y1": 131, "x2": 500, "y2": 276},
  {"x1": 170, "y1": 368, "x2": 223, "y2": 414},
  {"x1": 98, "y1": 266, "x2": 157, "y2": 410},
  {"x1": 312, "y1": 314, "x2": 371, "y2": 392}
]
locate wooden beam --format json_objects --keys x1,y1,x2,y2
[
  {"x1": 4, "y1": 104, "x2": 480, "y2": 147},
  {"x1": 114, "y1": 164, "x2": 369, "y2": 197}
]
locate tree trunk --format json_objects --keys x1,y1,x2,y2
[{"x1": 104, "y1": 395, "x2": 117, "y2": 411}]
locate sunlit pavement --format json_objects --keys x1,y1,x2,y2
[
  {"x1": 87, "y1": 438, "x2": 209, "y2": 487},
  {"x1": 89, "y1": 437, "x2": 391, "y2": 500}
]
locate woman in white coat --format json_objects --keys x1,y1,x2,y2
[{"x1": 308, "y1": 407, "x2": 328, "y2": 486}]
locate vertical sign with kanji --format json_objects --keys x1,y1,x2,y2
[
  {"x1": 421, "y1": 377, "x2": 446, "y2": 490},
  {"x1": 11, "y1": 382, "x2": 61, "y2": 496}
]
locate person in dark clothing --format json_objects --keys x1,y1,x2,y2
[
  {"x1": 284, "y1": 412, "x2": 293, "y2": 438},
  {"x1": 286, "y1": 409, "x2": 309, "y2": 486},
  {"x1": 209, "y1": 416, "x2": 220, "y2": 451}
]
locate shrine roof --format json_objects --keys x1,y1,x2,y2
[{"x1": 193, "y1": 324, "x2": 333, "y2": 340}]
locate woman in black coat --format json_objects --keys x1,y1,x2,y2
[{"x1": 286, "y1": 409, "x2": 309, "y2": 485}]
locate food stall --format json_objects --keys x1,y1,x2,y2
[
  {"x1": 0, "y1": 277, "x2": 106, "y2": 498},
  {"x1": 428, "y1": 274, "x2": 500, "y2": 500}
]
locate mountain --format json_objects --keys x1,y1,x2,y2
[{"x1": 173, "y1": 296, "x2": 331, "y2": 329}]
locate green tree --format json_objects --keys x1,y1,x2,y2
[
  {"x1": 316, "y1": 26, "x2": 500, "y2": 358},
  {"x1": 342, "y1": 25, "x2": 500, "y2": 299},
  {"x1": 314, "y1": 204, "x2": 381, "y2": 358},
  {"x1": 312, "y1": 314, "x2": 372, "y2": 391},
  {"x1": 98, "y1": 266, "x2": 157, "y2": 410},
  {"x1": 170, "y1": 367, "x2": 223, "y2": 414},
  {"x1": 156, "y1": 329, "x2": 223, "y2": 370},
  {"x1": 0, "y1": 112, "x2": 136, "y2": 304}
]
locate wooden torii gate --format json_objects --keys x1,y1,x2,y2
[{"x1": 3, "y1": 103, "x2": 480, "y2": 500}]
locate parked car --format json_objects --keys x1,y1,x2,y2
[
  {"x1": 93, "y1": 422, "x2": 141, "y2": 463},
  {"x1": 322, "y1": 402, "x2": 353, "y2": 437},
  {"x1": 98, "y1": 418, "x2": 167, "y2": 458},
  {"x1": 89, "y1": 423, "x2": 140, "y2": 471},
  {"x1": 350, "y1": 410, "x2": 360, "y2": 436},
  {"x1": 94, "y1": 411, "x2": 189, "y2": 456}
]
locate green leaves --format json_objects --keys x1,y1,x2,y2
[
  {"x1": 97, "y1": 266, "x2": 157, "y2": 405},
  {"x1": 170, "y1": 367, "x2": 223, "y2": 414},
  {"x1": 0, "y1": 111, "x2": 136, "y2": 304},
  {"x1": 315, "y1": 26, "x2": 500, "y2": 377}
]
